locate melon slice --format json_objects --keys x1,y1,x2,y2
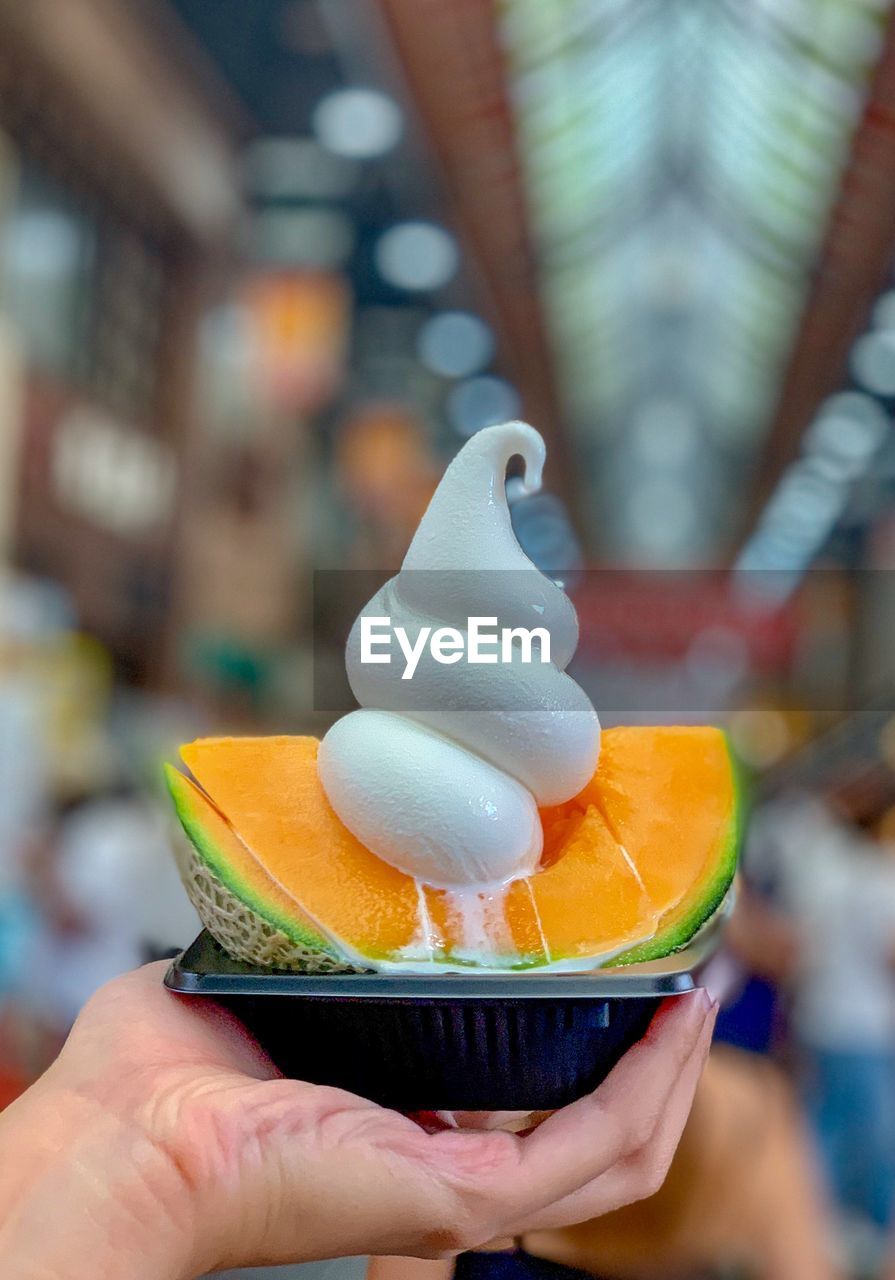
[
  {"x1": 577, "y1": 726, "x2": 740, "y2": 963},
  {"x1": 167, "y1": 727, "x2": 739, "y2": 972},
  {"x1": 179, "y1": 736, "x2": 426, "y2": 967},
  {"x1": 166, "y1": 766, "x2": 359, "y2": 972}
]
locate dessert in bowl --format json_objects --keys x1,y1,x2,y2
[{"x1": 164, "y1": 422, "x2": 739, "y2": 1107}]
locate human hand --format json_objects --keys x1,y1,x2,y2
[{"x1": 0, "y1": 963, "x2": 716, "y2": 1280}]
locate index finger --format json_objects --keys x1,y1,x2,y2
[
  {"x1": 520, "y1": 990, "x2": 712, "y2": 1201},
  {"x1": 438, "y1": 989, "x2": 711, "y2": 1224}
]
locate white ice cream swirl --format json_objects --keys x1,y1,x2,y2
[{"x1": 318, "y1": 422, "x2": 601, "y2": 888}]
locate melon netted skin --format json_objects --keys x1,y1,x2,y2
[
  {"x1": 172, "y1": 828, "x2": 361, "y2": 972},
  {"x1": 167, "y1": 765, "x2": 363, "y2": 973}
]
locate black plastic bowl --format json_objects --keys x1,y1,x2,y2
[{"x1": 164, "y1": 927, "x2": 721, "y2": 1111}]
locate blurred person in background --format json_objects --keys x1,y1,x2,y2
[
  {"x1": 0, "y1": 651, "x2": 41, "y2": 1001},
  {"x1": 0, "y1": 574, "x2": 200, "y2": 1089},
  {"x1": 712, "y1": 879, "x2": 800, "y2": 1057},
  {"x1": 748, "y1": 790, "x2": 895, "y2": 1254},
  {"x1": 0, "y1": 578, "x2": 51, "y2": 996},
  {"x1": 371, "y1": 1043, "x2": 841, "y2": 1280},
  {"x1": 0, "y1": 577, "x2": 54, "y2": 1108},
  {"x1": 20, "y1": 778, "x2": 199, "y2": 1045},
  {"x1": 516, "y1": 1045, "x2": 841, "y2": 1280}
]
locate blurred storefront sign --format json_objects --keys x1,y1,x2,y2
[
  {"x1": 175, "y1": 271, "x2": 341, "y2": 704},
  {"x1": 177, "y1": 435, "x2": 313, "y2": 710},
  {"x1": 334, "y1": 402, "x2": 440, "y2": 565},
  {"x1": 175, "y1": 270, "x2": 342, "y2": 708},
  {"x1": 570, "y1": 572, "x2": 804, "y2": 726},
  {"x1": 243, "y1": 271, "x2": 349, "y2": 417},
  {"x1": 14, "y1": 379, "x2": 176, "y2": 673},
  {"x1": 571, "y1": 570, "x2": 859, "y2": 730},
  {"x1": 19, "y1": 384, "x2": 176, "y2": 539},
  {"x1": 51, "y1": 405, "x2": 176, "y2": 537},
  {"x1": 185, "y1": 508, "x2": 296, "y2": 650},
  {"x1": 0, "y1": 2, "x2": 245, "y2": 685},
  {"x1": 574, "y1": 573, "x2": 798, "y2": 671}
]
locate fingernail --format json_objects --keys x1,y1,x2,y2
[
  {"x1": 673, "y1": 990, "x2": 710, "y2": 1030},
  {"x1": 698, "y1": 988, "x2": 713, "y2": 1013}
]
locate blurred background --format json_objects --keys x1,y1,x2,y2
[{"x1": 5, "y1": 1, "x2": 895, "y2": 1277}]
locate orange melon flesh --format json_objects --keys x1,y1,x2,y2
[
  {"x1": 575, "y1": 726, "x2": 739, "y2": 962},
  {"x1": 175, "y1": 726, "x2": 738, "y2": 970},
  {"x1": 401, "y1": 814, "x2": 656, "y2": 967},
  {"x1": 165, "y1": 765, "x2": 335, "y2": 956},
  {"x1": 181, "y1": 737, "x2": 422, "y2": 962},
  {"x1": 513, "y1": 807, "x2": 660, "y2": 964}
]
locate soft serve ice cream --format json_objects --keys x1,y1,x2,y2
[{"x1": 318, "y1": 421, "x2": 601, "y2": 893}]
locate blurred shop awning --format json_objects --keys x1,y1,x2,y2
[
  {"x1": 375, "y1": 0, "x2": 576, "y2": 513},
  {"x1": 378, "y1": 0, "x2": 895, "y2": 565},
  {"x1": 155, "y1": 0, "x2": 895, "y2": 569},
  {"x1": 750, "y1": 14, "x2": 895, "y2": 512}
]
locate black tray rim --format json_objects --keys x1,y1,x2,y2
[{"x1": 165, "y1": 917, "x2": 724, "y2": 1001}]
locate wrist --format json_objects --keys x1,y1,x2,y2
[{"x1": 0, "y1": 1071, "x2": 201, "y2": 1280}]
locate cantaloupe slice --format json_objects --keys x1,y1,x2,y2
[
  {"x1": 166, "y1": 767, "x2": 360, "y2": 972},
  {"x1": 168, "y1": 727, "x2": 739, "y2": 972},
  {"x1": 576, "y1": 726, "x2": 740, "y2": 963},
  {"x1": 179, "y1": 736, "x2": 425, "y2": 966}
]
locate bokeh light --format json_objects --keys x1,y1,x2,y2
[
  {"x1": 313, "y1": 87, "x2": 403, "y2": 159},
  {"x1": 242, "y1": 136, "x2": 358, "y2": 200},
  {"x1": 851, "y1": 330, "x2": 895, "y2": 398},
  {"x1": 374, "y1": 221, "x2": 459, "y2": 292},
  {"x1": 446, "y1": 375, "x2": 521, "y2": 436},
  {"x1": 416, "y1": 311, "x2": 495, "y2": 379}
]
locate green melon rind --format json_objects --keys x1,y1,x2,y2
[
  {"x1": 165, "y1": 765, "x2": 361, "y2": 973},
  {"x1": 607, "y1": 735, "x2": 742, "y2": 967}
]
